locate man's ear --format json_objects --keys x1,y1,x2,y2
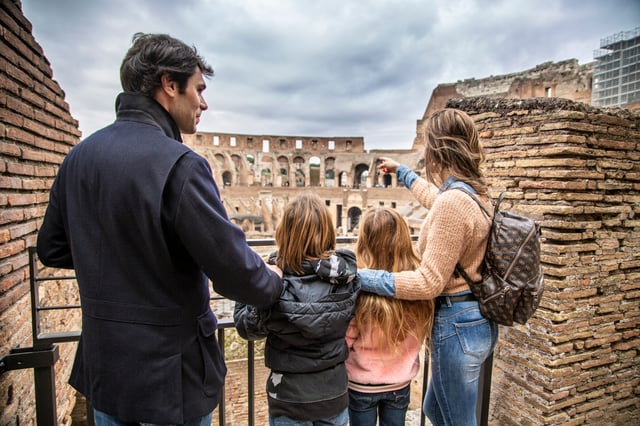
[{"x1": 160, "y1": 73, "x2": 178, "y2": 98}]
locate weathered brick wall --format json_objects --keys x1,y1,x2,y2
[
  {"x1": 448, "y1": 97, "x2": 640, "y2": 425},
  {"x1": 0, "y1": 1, "x2": 81, "y2": 424}
]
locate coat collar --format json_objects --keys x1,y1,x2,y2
[{"x1": 115, "y1": 92, "x2": 183, "y2": 142}]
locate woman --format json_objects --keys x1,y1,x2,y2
[{"x1": 358, "y1": 108, "x2": 499, "y2": 426}]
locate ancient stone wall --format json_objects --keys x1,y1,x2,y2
[
  {"x1": 183, "y1": 133, "x2": 424, "y2": 236},
  {"x1": 416, "y1": 60, "x2": 594, "y2": 150},
  {"x1": 449, "y1": 97, "x2": 639, "y2": 425},
  {"x1": 0, "y1": 1, "x2": 82, "y2": 424}
]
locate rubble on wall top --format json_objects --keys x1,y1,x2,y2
[{"x1": 446, "y1": 96, "x2": 639, "y2": 119}]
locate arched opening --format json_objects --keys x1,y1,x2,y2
[
  {"x1": 354, "y1": 164, "x2": 369, "y2": 189},
  {"x1": 347, "y1": 206, "x2": 362, "y2": 232},
  {"x1": 339, "y1": 172, "x2": 348, "y2": 188},
  {"x1": 278, "y1": 156, "x2": 290, "y2": 187},
  {"x1": 310, "y1": 156, "x2": 321, "y2": 186},
  {"x1": 294, "y1": 156, "x2": 305, "y2": 187},
  {"x1": 222, "y1": 171, "x2": 232, "y2": 187},
  {"x1": 325, "y1": 157, "x2": 336, "y2": 187},
  {"x1": 261, "y1": 168, "x2": 272, "y2": 187}
]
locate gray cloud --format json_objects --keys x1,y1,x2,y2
[{"x1": 22, "y1": 0, "x2": 640, "y2": 149}]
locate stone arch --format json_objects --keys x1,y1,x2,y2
[
  {"x1": 222, "y1": 171, "x2": 232, "y2": 187},
  {"x1": 339, "y1": 171, "x2": 348, "y2": 187},
  {"x1": 361, "y1": 170, "x2": 369, "y2": 188},
  {"x1": 310, "y1": 156, "x2": 321, "y2": 186},
  {"x1": 347, "y1": 206, "x2": 362, "y2": 232},
  {"x1": 277, "y1": 156, "x2": 290, "y2": 187},
  {"x1": 325, "y1": 157, "x2": 336, "y2": 187},
  {"x1": 354, "y1": 163, "x2": 369, "y2": 188},
  {"x1": 293, "y1": 156, "x2": 305, "y2": 187},
  {"x1": 260, "y1": 168, "x2": 272, "y2": 186},
  {"x1": 260, "y1": 155, "x2": 274, "y2": 186}
]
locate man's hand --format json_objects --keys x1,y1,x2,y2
[{"x1": 266, "y1": 262, "x2": 283, "y2": 278}]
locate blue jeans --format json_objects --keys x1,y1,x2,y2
[
  {"x1": 348, "y1": 384, "x2": 410, "y2": 426},
  {"x1": 269, "y1": 408, "x2": 348, "y2": 426},
  {"x1": 423, "y1": 296, "x2": 498, "y2": 426},
  {"x1": 94, "y1": 409, "x2": 213, "y2": 426}
]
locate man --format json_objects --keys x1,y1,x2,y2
[{"x1": 37, "y1": 33, "x2": 284, "y2": 426}]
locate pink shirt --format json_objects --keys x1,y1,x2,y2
[{"x1": 345, "y1": 319, "x2": 423, "y2": 393}]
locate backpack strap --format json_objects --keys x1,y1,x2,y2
[
  {"x1": 441, "y1": 178, "x2": 496, "y2": 284},
  {"x1": 455, "y1": 263, "x2": 476, "y2": 285}
]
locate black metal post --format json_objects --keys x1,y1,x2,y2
[
  {"x1": 248, "y1": 340, "x2": 255, "y2": 426},
  {"x1": 477, "y1": 351, "x2": 494, "y2": 426},
  {"x1": 217, "y1": 327, "x2": 226, "y2": 426},
  {"x1": 0, "y1": 345, "x2": 60, "y2": 425},
  {"x1": 34, "y1": 364, "x2": 58, "y2": 425},
  {"x1": 421, "y1": 355, "x2": 429, "y2": 426}
]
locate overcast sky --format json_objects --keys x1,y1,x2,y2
[{"x1": 21, "y1": 0, "x2": 640, "y2": 150}]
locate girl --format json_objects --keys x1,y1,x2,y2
[
  {"x1": 359, "y1": 108, "x2": 499, "y2": 426},
  {"x1": 234, "y1": 193, "x2": 360, "y2": 426},
  {"x1": 346, "y1": 207, "x2": 434, "y2": 426}
]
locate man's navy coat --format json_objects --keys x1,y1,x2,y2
[{"x1": 37, "y1": 93, "x2": 283, "y2": 423}]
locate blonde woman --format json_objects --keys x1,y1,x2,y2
[
  {"x1": 346, "y1": 207, "x2": 434, "y2": 425},
  {"x1": 234, "y1": 193, "x2": 360, "y2": 426},
  {"x1": 359, "y1": 109, "x2": 499, "y2": 426}
]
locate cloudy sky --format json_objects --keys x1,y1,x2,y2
[{"x1": 21, "y1": 0, "x2": 640, "y2": 150}]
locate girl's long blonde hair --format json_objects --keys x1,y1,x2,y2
[
  {"x1": 354, "y1": 207, "x2": 434, "y2": 349},
  {"x1": 275, "y1": 193, "x2": 336, "y2": 275}
]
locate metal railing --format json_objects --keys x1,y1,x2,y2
[{"x1": 1, "y1": 240, "x2": 493, "y2": 425}]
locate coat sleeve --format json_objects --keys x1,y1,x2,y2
[
  {"x1": 233, "y1": 302, "x2": 270, "y2": 341},
  {"x1": 168, "y1": 153, "x2": 284, "y2": 307},
  {"x1": 37, "y1": 167, "x2": 74, "y2": 269}
]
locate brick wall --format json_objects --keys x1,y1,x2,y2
[
  {"x1": 0, "y1": 1, "x2": 81, "y2": 424},
  {"x1": 448, "y1": 97, "x2": 640, "y2": 425}
]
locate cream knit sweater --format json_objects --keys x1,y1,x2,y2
[{"x1": 393, "y1": 177, "x2": 493, "y2": 300}]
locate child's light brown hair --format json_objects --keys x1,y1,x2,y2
[
  {"x1": 275, "y1": 193, "x2": 336, "y2": 275},
  {"x1": 355, "y1": 207, "x2": 434, "y2": 349}
]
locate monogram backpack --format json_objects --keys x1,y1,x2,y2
[{"x1": 448, "y1": 182, "x2": 545, "y2": 326}]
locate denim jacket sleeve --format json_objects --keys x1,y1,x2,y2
[
  {"x1": 357, "y1": 269, "x2": 396, "y2": 296},
  {"x1": 396, "y1": 165, "x2": 419, "y2": 189}
]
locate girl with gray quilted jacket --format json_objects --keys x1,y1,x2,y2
[{"x1": 234, "y1": 193, "x2": 360, "y2": 426}]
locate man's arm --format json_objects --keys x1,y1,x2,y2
[
  {"x1": 37, "y1": 173, "x2": 74, "y2": 269},
  {"x1": 168, "y1": 153, "x2": 284, "y2": 307}
]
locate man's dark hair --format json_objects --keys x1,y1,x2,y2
[{"x1": 120, "y1": 32, "x2": 214, "y2": 96}]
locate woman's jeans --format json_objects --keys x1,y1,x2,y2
[
  {"x1": 424, "y1": 296, "x2": 498, "y2": 426},
  {"x1": 348, "y1": 384, "x2": 410, "y2": 426},
  {"x1": 94, "y1": 409, "x2": 213, "y2": 426},
  {"x1": 269, "y1": 408, "x2": 349, "y2": 426}
]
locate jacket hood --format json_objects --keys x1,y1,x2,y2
[{"x1": 269, "y1": 248, "x2": 357, "y2": 286}]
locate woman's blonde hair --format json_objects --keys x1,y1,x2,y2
[
  {"x1": 424, "y1": 108, "x2": 488, "y2": 195},
  {"x1": 275, "y1": 193, "x2": 336, "y2": 275},
  {"x1": 354, "y1": 207, "x2": 434, "y2": 349}
]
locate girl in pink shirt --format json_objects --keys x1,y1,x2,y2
[{"x1": 346, "y1": 207, "x2": 434, "y2": 425}]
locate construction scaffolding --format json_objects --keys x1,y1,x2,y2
[{"x1": 591, "y1": 27, "x2": 640, "y2": 107}]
